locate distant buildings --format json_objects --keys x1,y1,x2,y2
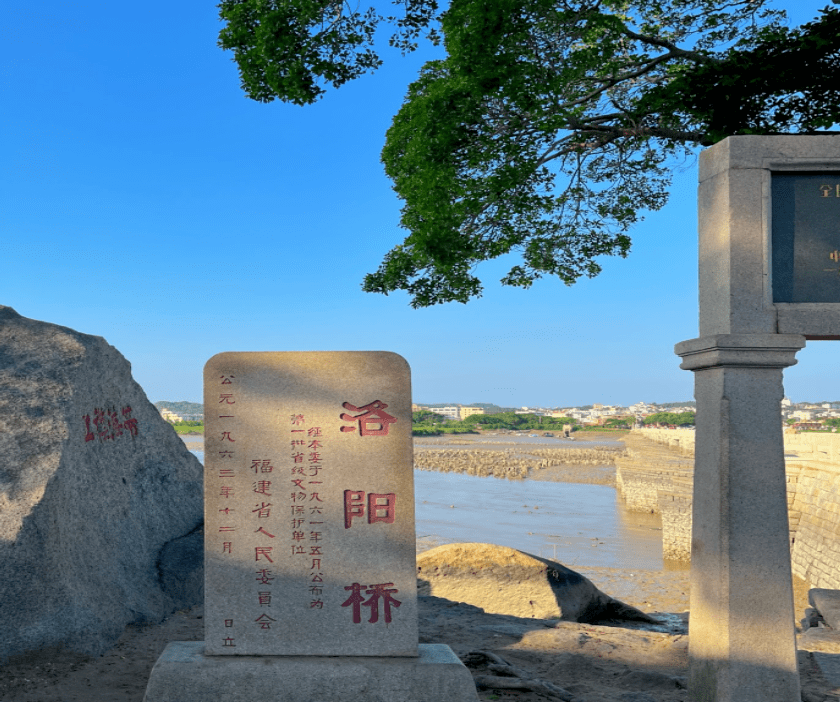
[
  {"x1": 426, "y1": 406, "x2": 461, "y2": 420},
  {"x1": 157, "y1": 407, "x2": 203, "y2": 422},
  {"x1": 422, "y1": 406, "x2": 486, "y2": 421},
  {"x1": 159, "y1": 408, "x2": 183, "y2": 422},
  {"x1": 409, "y1": 396, "x2": 840, "y2": 432}
]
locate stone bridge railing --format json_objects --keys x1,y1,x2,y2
[
  {"x1": 636, "y1": 427, "x2": 695, "y2": 456},
  {"x1": 619, "y1": 428, "x2": 840, "y2": 590}
]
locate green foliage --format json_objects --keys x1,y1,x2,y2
[
  {"x1": 217, "y1": 0, "x2": 441, "y2": 106},
  {"x1": 638, "y1": 7, "x2": 840, "y2": 144},
  {"x1": 602, "y1": 417, "x2": 631, "y2": 428},
  {"x1": 154, "y1": 400, "x2": 203, "y2": 416},
  {"x1": 412, "y1": 425, "x2": 443, "y2": 436},
  {"x1": 823, "y1": 418, "x2": 840, "y2": 427},
  {"x1": 218, "y1": 0, "x2": 840, "y2": 306},
  {"x1": 462, "y1": 412, "x2": 576, "y2": 431},
  {"x1": 365, "y1": 1, "x2": 840, "y2": 306},
  {"x1": 440, "y1": 425, "x2": 479, "y2": 434},
  {"x1": 413, "y1": 409, "x2": 447, "y2": 424},
  {"x1": 463, "y1": 411, "x2": 518, "y2": 425},
  {"x1": 412, "y1": 410, "x2": 479, "y2": 433},
  {"x1": 642, "y1": 411, "x2": 695, "y2": 426},
  {"x1": 171, "y1": 422, "x2": 205, "y2": 435},
  {"x1": 577, "y1": 424, "x2": 627, "y2": 431}
]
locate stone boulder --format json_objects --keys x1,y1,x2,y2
[
  {"x1": 416, "y1": 542, "x2": 656, "y2": 623},
  {"x1": 0, "y1": 306, "x2": 203, "y2": 663}
]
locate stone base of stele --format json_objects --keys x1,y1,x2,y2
[{"x1": 142, "y1": 642, "x2": 479, "y2": 702}]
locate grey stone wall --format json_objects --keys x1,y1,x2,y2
[
  {"x1": 614, "y1": 432, "x2": 694, "y2": 563},
  {"x1": 628, "y1": 428, "x2": 840, "y2": 582},
  {"x1": 787, "y1": 458, "x2": 840, "y2": 590},
  {"x1": 657, "y1": 486, "x2": 693, "y2": 563}
]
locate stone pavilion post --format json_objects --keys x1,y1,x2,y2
[
  {"x1": 676, "y1": 334, "x2": 803, "y2": 701},
  {"x1": 677, "y1": 135, "x2": 840, "y2": 701}
]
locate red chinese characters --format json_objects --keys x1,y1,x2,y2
[
  {"x1": 83, "y1": 405, "x2": 139, "y2": 443},
  {"x1": 288, "y1": 413, "x2": 327, "y2": 610},
  {"x1": 339, "y1": 401, "x2": 397, "y2": 436},
  {"x1": 255, "y1": 613, "x2": 276, "y2": 629},
  {"x1": 341, "y1": 582, "x2": 401, "y2": 624},
  {"x1": 215, "y1": 371, "x2": 240, "y2": 646},
  {"x1": 343, "y1": 491, "x2": 396, "y2": 529},
  {"x1": 251, "y1": 458, "x2": 276, "y2": 630}
]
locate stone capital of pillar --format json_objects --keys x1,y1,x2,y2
[{"x1": 674, "y1": 333, "x2": 806, "y2": 372}]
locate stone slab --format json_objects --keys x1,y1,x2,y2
[
  {"x1": 142, "y1": 642, "x2": 480, "y2": 702},
  {"x1": 797, "y1": 628, "x2": 840, "y2": 688},
  {"x1": 203, "y1": 352, "x2": 417, "y2": 656},
  {"x1": 812, "y1": 652, "x2": 840, "y2": 689},
  {"x1": 799, "y1": 627, "x2": 840, "y2": 653},
  {"x1": 809, "y1": 589, "x2": 840, "y2": 630}
]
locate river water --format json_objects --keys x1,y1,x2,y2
[{"x1": 183, "y1": 435, "x2": 678, "y2": 571}]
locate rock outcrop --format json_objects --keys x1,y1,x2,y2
[
  {"x1": 416, "y1": 542, "x2": 656, "y2": 623},
  {"x1": 0, "y1": 306, "x2": 203, "y2": 663}
]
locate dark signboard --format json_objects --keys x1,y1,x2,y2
[{"x1": 772, "y1": 173, "x2": 840, "y2": 302}]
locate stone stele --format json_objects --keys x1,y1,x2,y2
[
  {"x1": 0, "y1": 305, "x2": 204, "y2": 664},
  {"x1": 143, "y1": 351, "x2": 479, "y2": 702}
]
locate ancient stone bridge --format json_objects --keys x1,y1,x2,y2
[{"x1": 616, "y1": 428, "x2": 840, "y2": 591}]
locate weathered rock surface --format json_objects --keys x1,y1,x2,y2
[
  {"x1": 809, "y1": 588, "x2": 840, "y2": 629},
  {"x1": 0, "y1": 306, "x2": 203, "y2": 663},
  {"x1": 416, "y1": 542, "x2": 656, "y2": 623}
]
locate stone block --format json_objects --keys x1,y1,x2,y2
[
  {"x1": 142, "y1": 642, "x2": 479, "y2": 702},
  {"x1": 809, "y1": 589, "x2": 840, "y2": 629},
  {"x1": 0, "y1": 306, "x2": 203, "y2": 663}
]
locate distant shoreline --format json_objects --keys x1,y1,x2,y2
[{"x1": 180, "y1": 433, "x2": 623, "y2": 486}]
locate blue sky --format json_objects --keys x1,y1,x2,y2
[{"x1": 3, "y1": 1, "x2": 836, "y2": 408}]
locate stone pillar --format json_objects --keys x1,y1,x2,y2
[{"x1": 676, "y1": 334, "x2": 805, "y2": 702}]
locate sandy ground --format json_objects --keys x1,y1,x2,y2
[
  {"x1": 2, "y1": 433, "x2": 837, "y2": 701},
  {"x1": 1, "y1": 560, "x2": 831, "y2": 702}
]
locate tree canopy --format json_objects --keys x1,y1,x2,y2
[
  {"x1": 642, "y1": 410, "x2": 695, "y2": 426},
  {"x1": 218, "y1": 0, "x2": 840, "y2": 307},
  {"x1": 412, "y1": 409, "x2": 448, "y2": 423}
]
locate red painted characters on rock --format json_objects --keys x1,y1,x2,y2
[
  {"x1": 83, "y1": 405, "x2": 139, "y2": 443},
  {"x1": 339, "y1": 401, "x2": 397, "y2": 436},
  {"x1": 341, "y1": 582, "x2": 401, "y2": 624},
  {"x1": 343, "y1": 490, "x2": 396, "y2": 529}
]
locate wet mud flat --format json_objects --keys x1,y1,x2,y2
[{"x1": 414, "y1": 434, "x2": 627, "y2": 483}]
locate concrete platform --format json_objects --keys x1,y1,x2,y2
[{"x1": 142, "y1": 642, "x2": 480, "y2": 702}]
